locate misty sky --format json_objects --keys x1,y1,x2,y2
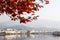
[{"x1": 0, "y1": 0, "x2": 60, "y2": 28}]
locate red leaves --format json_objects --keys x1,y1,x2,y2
[
  {"x1": 10, "y1": 0, "x2": 17, "y2": 4},
  {"x1": 44, "y1": 0, "x2": 49, "y2": 4},
  {"x1": 19, "y1": 17, "x2": 31, "y2": 23},
  {"x1": 33, "y1": 16, "x2": 39, "y2": 20},
  {"x1": 0, "y1": 0, "x2": 49, "y2": 23}
]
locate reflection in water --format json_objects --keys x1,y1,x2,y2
[
  {"x1": 5, "y1": 35, "x2": 17, "y2": 40},
  {"x1": 0, "y1": 34, "x2": 60, "y2": 40},
  {"x1": 5, "y1": 34, "x2": 40, "y2": 38},
  {"x1": 0, "y1": 34, "x2": 40, "y2": 40},
  {"x1": 0, "y1": 34, "x2": 47, "y2": 40}
]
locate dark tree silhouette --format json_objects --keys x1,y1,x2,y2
[{"x1": 0, "y1": 0, "x2": 49, "y2": 23}]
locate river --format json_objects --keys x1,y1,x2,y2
[{"x1": 0, "y1": 34, "x2": 60, "y2": 40}]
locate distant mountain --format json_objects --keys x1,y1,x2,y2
[
  {"x1": 0, "y1": 21, "x2": 32, "y2": 30},
  {"x1": 26, "y1": 19, "x2": 60, "y2": 29},
  {"x1": 0, "y1": 22, "x2": 50, "y2": 31},
  {"x1": 0, "y1": 19, "x2": 60, "y2": 31}
]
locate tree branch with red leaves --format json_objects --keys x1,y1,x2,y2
[{"x1": 0, "y1": 0, "x2": 49, "y2": 23}]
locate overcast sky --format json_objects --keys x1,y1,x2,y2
[
  {"x1": 0, "y1": 0, "x2": 60, "y2": 28},
  {"x1": 40, "y1": 0, "x2": 60, "y2": 21}
]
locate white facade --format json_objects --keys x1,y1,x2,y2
[
  {"x1": 30, "y1": 30, "x2": 40, "y2": 33},
  {"x1": 5, "y1": 28, "x2": 17, "y2": 34},
  {"x1": 17, "y1": 30, "x2": 27, "y2": 34}
]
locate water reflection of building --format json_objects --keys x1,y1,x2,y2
[
  {"x1": 18, "y1": 34, "x2": 27, "y2": 38},
  {"x1": 5, "y1": 35, "x2": 17, "y2": 40},
  {"x1": 4, "y1": 34, "x2": 40, "y2": 40},
  {"x1": 0, "y1": 34, "x2": 46, "y2": 40}
]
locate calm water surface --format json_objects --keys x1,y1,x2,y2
[{"x1": 0, "y1": 34, "x2": 60, "y2": 40}]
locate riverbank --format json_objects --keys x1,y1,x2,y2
[
  {"x1": 0, "y1": 28, "x2": 53, "y2": 36},
  {"x1": 0, "y1": 28, "x2": 60, "y2": 36}
]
